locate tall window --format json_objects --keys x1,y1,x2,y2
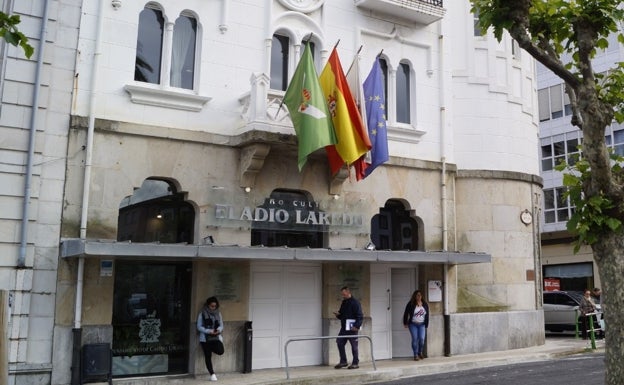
[
  {"x1": 270, "y1": 34, "x2": 289, "y2": 90},
  {"x1": 538, "y1": 84, "x2": 572, "y2": 122},
  {"x1": 511, "y1": 39, "x2": 521, "y2": 59},
  {"x1": 473, "y1": 7, "x2": 483, "y2": 36},
  {"x1": 379, "y1": 58, "x2": 389, "y2": 116},
  {"x1": 544, "y1": 187, "x2": 574, "y2": 223},
  {"x1": 605, "y1": 129, "x2": 624, "y2": 156},
  {"x1": 396, "y1": 62, "x2": 411, "y2": 124},
  {"x1": 135, "y1": 7, "x2": 164, "y2": 84},
  {"x1": 171, "y1": 15, "x2": 197, "y2": 89},
  {"x1": 134, "y1": 6, "x2": 198, "y2": 90}
]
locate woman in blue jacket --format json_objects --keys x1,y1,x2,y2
[{"x1": 402, "y1": 290, "x2": 429, "y2": 361}]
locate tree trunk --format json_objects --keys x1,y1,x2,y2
[{"x1": 592, "y1": 233, "x2": 624, "y2": 385}]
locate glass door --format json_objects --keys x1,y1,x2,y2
[{"x1": 111, "y1": 261, "x2": 192, "y2": 377}]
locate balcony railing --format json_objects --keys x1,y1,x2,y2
[{"x1": 355, "y1": 0, "x2": 445, "y2": 25}]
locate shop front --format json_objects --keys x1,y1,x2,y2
[
  {"x1": 57, "y1": 180, "x2": 494, "y2": 381},
  {"x1": 60, "y1": 239, "x2": 490, "y2": 379}
]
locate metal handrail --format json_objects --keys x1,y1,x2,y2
[{"x1": 284, "y1": 335, "x2": 377, "y2": 379}]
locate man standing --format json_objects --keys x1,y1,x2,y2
[
  {"x1": 592, "y1": 287, "x2": 602, "y2": 303},
  {"x1": 333, "y1": 286, "x2": 364, "y2": 369}
]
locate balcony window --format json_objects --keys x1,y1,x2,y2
[
  {"x1": 396, "y1": 62, "x2": 411, "y2": 124},
  {"x1": 135, "y1": 7, "x2": 164, "y2": 84},
  {"x1": 170, "y1": 15, "x2": 197, "y2": 90},
  {"x1": 270, "y1": 34, "x2": 289, "y2": 91}
]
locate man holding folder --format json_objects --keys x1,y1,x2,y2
[{"x1": 333, "y1": 286, "x2": 364, "y2": 369}]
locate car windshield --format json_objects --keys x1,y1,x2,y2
[{"x1": 566, "y1": 291, "x2": 584, "y2": 304}]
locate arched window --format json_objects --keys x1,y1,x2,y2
[
  {"x1": 270, "y1": 34, "x2": 290, "y2": 90},
  {"x1": 396, "y1": 62, "x2": 411, "y2": 124},
  {"x1": 370, "y1": 199, "x2": 422, "y2": 251},
  {"x1": 117, "y1": 179, "x2": 195, "y2": 244},
  {"x1": 134, "y1": 6, "x2": 199, "y2": 90},
  {"x1": 171, "y1": 14, "x2": 197, "y2": 89},
  {"x1": 135, "y1": 7, "x2": 164, "y2": 84},
  {"x1": 379, "y1": 57, "x2": 389, "y2": 116}
]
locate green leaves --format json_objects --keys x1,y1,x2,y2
[
  {"x1": 0, "y1": 12, "x2": 34, "y2": 59},
  {"x1": 557, "y1": 153, "x2": 624, "y2": 252},
  {"x1": 599, "y1": 62, "x2": 624, "y2": 123}
]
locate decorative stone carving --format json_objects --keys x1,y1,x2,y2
[
  {"x1": 277, "y1": 0, "x2": 325, "y2": 13},
  {"x1": 329, "y1": 166, "x2": 349, "y2": 196},
  {"x1": 239, "y1": 143, "x2": 271, "y2": 188}
]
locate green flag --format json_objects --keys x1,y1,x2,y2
[{"x1": 283, "y1": 42, "x2": 336, "y2": 170}]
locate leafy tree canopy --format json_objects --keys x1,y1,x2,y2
[
  {"x1": 471, "y1": 2, "x2": 624, "y2": 384},
  {"x1": 0, "y1": 12, "x2": 34, "y2": 58}
]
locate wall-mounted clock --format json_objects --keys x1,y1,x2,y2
[{"x1": 520, "y1": 209, "x2": 533, "y2": 225}]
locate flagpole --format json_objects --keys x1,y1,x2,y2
[
  {"x1": 346, "y1": 45, "x2": 364, "y2": 74},
  {"x1": 275, "y1": 97, "x2": 286, "y2": 121},
  {"x1": 377, "y1": 49, "x2": 383, "y2": 58}
]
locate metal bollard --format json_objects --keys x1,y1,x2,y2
[
  {"x1": 575, "y1": 309, "x2": 580, "y2": 339},
  {"x1": 588, "y1": 313, "x2": 596, "y2": 350}
]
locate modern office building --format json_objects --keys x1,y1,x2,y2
[
  {"x1": 537, "y1": 31, "x2": 624, "y2": 293},
  {"x1": 1, "y1": 1, "x2": 544, "y2": 384}
]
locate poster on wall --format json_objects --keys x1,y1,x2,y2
[
  {"x1": 428, "y1": 280, "x2": 442, "y2": 302},
  {"x1": 544, "y1": 278, "x2": 560, "y2": 291}
]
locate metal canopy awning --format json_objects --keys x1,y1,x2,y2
[{"x1": 60, "y1": 238, "x2": 491, "y2": 265}]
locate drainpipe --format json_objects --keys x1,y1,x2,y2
[
  {"x1": 18, "y1": 0, "x2": 50, "y2": 267},
  {"x1": 71, "y1": 0, "x2": 105, "y2": 383},
  {"x1": 532, "y1": 186, "x2": 542, "y2": 310},
  {"x1": 437, "y1": 20, "x2": 452, "y2": 357},
  {"x1": 11, "y1": 0, "x2": 50, "y2": 372}
]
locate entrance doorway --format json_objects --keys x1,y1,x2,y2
[
  {"x1": 370, "y1": 265, "x2": 417, "y2": 359},
  {"x1": 111, "y1": 261, "x2": 192, "y2": 377},
  {"x1": 249, "y1": 263, "x2": 322, "y2": 369},
  {"x1": 391, "y1": 268, "x2": 416, "y2": 357}
]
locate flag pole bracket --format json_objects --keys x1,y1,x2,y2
[{"x1": 329, "y1": 167, "x2": 349, "y2": 196}]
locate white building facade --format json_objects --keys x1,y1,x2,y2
[{"x1": 1, "y1": 1, "x2": 544, "y2": 384}]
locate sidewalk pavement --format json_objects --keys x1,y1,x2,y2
[{"x1": 113, "y1": 336, "x2": 605, "y2": 385}]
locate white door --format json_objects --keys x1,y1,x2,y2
[
  {"x1": 391, "y1": 268, "x2": 416, "y2": 357},
  {"x1": 370, "y1": 265, "x2": 392, "y2": 359},
  {"x1": 250, "y1": 263, "x2": 322, "y2": 369}
]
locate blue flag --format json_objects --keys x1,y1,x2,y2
[{"x1": 363, "y1": 58, "x2": 389, "y2": 178}]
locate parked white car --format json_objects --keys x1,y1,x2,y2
[{"x1": 543, "y1": 291, "x2": 603, "y2": 335}]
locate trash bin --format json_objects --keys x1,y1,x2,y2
[
  {"x1": 81, "y1": 343, "x2": 112, "y2": 384},
  {"x1": 243, "y1": 321, "x2": 252, "y2": 373}
]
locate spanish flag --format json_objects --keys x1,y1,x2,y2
[{"x1": 319, "y1": 47, "x2": 372, "y2": 176}]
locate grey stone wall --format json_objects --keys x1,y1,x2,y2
[{"x1": 449, "y1": 310, "x2": 545, "y2": 355}]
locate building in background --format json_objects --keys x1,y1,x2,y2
[
  {"x1": 1, "y1": 1, "x2": 544, "y2": 384},
  {"x1": 0, "y1": 1, "x2": 79, "y2": 384},
  {"x1": 537, "y1": 30, "x2": 624, "y2": 293}
]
